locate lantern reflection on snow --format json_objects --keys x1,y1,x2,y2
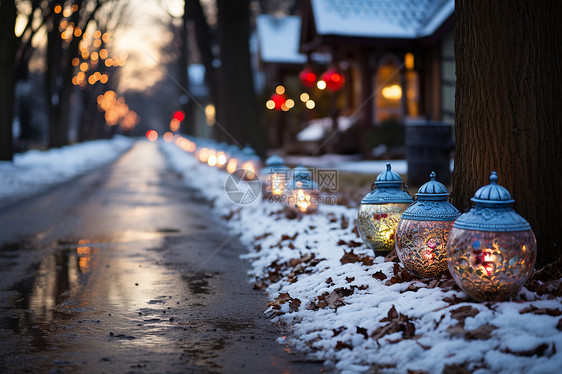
[
  {"x1": 395, "y1": 172, "x2": 460, "y2": 278},
  {"x1": 262, "y1": 155, "x2": 290, "y2": 198},
  {"x1": 357, "y1": 164, "x2": 413, "y2": 256},
  {"x1": 287, "y1": 166, "x2": 319, "y2": 214},
  {"x1": 446, "y1": 172, "x2": 536, "y2": 301}
]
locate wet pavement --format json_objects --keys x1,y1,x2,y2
[{"x1": 0, "y1": 141, "x2": 324, "y2": 373}]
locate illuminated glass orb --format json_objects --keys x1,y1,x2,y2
[
  {"x1": 395, "y1": 172, "x2": 460, "y2": 278},
  {"x1": 299, "y1": 67, "x2": 317, "y2": 88},
  {"x1": 287, "y1": 166, "x2": 319, "y2": 214},
  {"x1": 357, "y1": 164, "x2": 413, "y2": 256},
  {"x1": 446, "y1": 171, "x2": 536, "y2": 301},
  {"x1": 262, "y1": 155, "x2": 290, "y2": 198}
]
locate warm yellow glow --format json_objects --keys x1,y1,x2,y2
[
  {"x1": 242, "y1": 161, "x2": 257, "y2": 180},
  {"x1": 71, "y1": 4, "x2": 79, "y2": 12},
  {"x1": 281, "y1": 103, "x2": 289, "y2": 112},
  {"x1": 88, "y1": 75, "x2": 96, "y2": 85},
  {"x1": 60, "y1": 20, "x2": 68, "y2": 30},
  {"x1": 54, "y1": 5, "x2": 62, "y2": 13},
  {"x1": 405, "y1": 53, "x2": 415, "y2": 70},
  {"x1": 285, "y1": 99, "x2": 294, "y2": 108},
  {"x1": 102, "y1": 32, "x2": 111, "y2": 43},
  {"x1": 272, "y1": 173, "x2": 283, "y2": 195},
  {"x1": 170, "y1": 118, "x2": 180, "y2": 132},
  {"x1": 296, "y1": 189, "x2": 312, "y2": 213},
  {"x1": 217, "y1": 152, "x2": 227, "y2": 167},
  {"x1": 163, "y1": 132, "x2": 174, "y2": 143},
  {"x1": 382, "y1": 84, "x2": 402, "y2": 100},
  {"x1": 72, "y1": 76, "x2": 78, "y2": 85},
  {"x1": 306, "y1": 100, "x2": 316, "y2": 109},
  {"x1": 205, "y1": 104, "x2": 215, "y2": 126},
  {"x1": 300, "y1": 93, "x2": 309, "y2": 102},
  {"x1": 81, "y1": 50, "x2": 89, "y2": 59},
  {"x1": 94, "y1": 30, "x2": 102, "y2": 39},
  {"x1": 99, "y1": 49, "x2": 108, "y2": 60},
  {"x1": 77, "y1": 246, "x2": 91, "y2": 255},
  {"x1": 80, "y1": 62, "x2": 88, "y2": 72},
  {"x1": 100, "y1": 74, "x2": 108, "y2": 84},
  {"x1": 207, "y1": 152, "x2": 217, "y2": 167},
  {"x1": 198, "y1": 148, "x2": 209, "y2": 163},
  {"x1": 63, "y1": 7, "x2": 72, "y2": 17},
  {"x1": 147, "y1": 130, "x2": 158, "y2": 142},
  {"x1": 317, "y1": 80, "x2": 326, "y2": 90},
  {"x1": 266, "y1": 100, "x2": 275, "y2": 110},
  {"x1": 74, "y1": 28, "x2": 82, "y2": 38},
  {"x1": 72, "y1": 57, "x2": 80, "y2": 67},
  {"x1": 91, "y1": 51, "x2": 99, "y2": 60},
  {"x1": 77, "y1": 71, "x2": 85, "y2": 81},
  {"x1": 93, "y1": 39, "x2": 102, "y2": 48},
  {"x1": 226, "y1": 158, "x2": 237, "y2": 174},
  {"x1": 105, "y1": 58, "x2": 113, "y2": 67},
  {"x1": 275, "y1": 85, "x2": 285, "y2": 95}
]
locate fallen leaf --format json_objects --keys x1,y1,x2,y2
[
  {"x1": 520, "y1": 305, "x2": 562, "y2": 316},
  {"x1": 335, "y1": 341, "x2": 353, "y2": 350},
  {"x1": 356, "y1": 326, "x2": 368, "y2": 339},
  {"x1": 505, "y1": 343, "x2": 550, "y2": 357},
  {"x1": 346, "y1": 276, "x2": 355, "y2": 283},
  {"x1": 372, "y1": 271, "x2": 387, "y2": 280}
]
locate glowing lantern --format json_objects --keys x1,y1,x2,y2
[
  {"x1": 299, "y1": 67, "x2": 317, "y2": 88},
  {"x1": 225, "y1": 145, "x2": 240, "y2": 174},
  {"x1": 395, "y1": 172, "x2": 460, "y2": 278},
  {"x1": 357, "y1": 164, "x2": 413, "y2": 256},
  {"x1": 172, "y1": 110, "x2": 185, "y2": 122},
  {"x1": 321, "y1": 67, "x2": 345, "y2": 92},
  {"x1": 446, "y1": 172, "x2": 536, "y2": 301},
  {"x1": 239, "y1": 146, "x2": 261, "y2": 181},
  {"x1": 270, "y1": 93, "x2": 287, "y2": 111},
  {"x1": 262, "y1": 155, "x2": 290, "y2": 198},
  {"x1": 287, "y1": 166, "x2": 319, "y2": 214}
]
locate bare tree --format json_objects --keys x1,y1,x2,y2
[{"x1": 452, "y1": 0, "x2": 562, "y2": 267}]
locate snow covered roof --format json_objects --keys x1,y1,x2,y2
[
  {"x1": 310, "y1": 0, "x2": 454, "y2": 39},
  {"x1": 257, "y1": 15, "x2": 307, "y2": 64},
  {"x1": 297, "y1": 116, "x2": 356, "y2": 142}
]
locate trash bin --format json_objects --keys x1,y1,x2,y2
[{"x1": 406, "y1": 121, "x2": 454, "y2": 186}]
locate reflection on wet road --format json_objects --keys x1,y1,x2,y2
[{"x1": 0, "y1": 141, "x2": 324, "y2": 373}]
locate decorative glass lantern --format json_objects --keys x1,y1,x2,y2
[
  {"x1": 225, "y1": 145, "x2": 240, "y2": 174},
  {"x1": 239, "y1": 146, "x2": 261, "y2": 180},
  {"x1": 446, "y1": 171, "x2": 536, "y2": 301},
  {"x1": 395, "y1": 172, "x2": 460, "y2": 278},
  {"x1": 261, "y1": 155, "x2": 290, "y2": 198},
  {"x1": 321, "y1": 67, "x2": 345, "y2": 92},
  {"x1": 357, "y1": 163, "x2": 413, "y2": 256},
  {"x1": 287, "y1": 165, "x2": 319, "y2": 214}
]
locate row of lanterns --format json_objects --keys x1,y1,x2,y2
[
  {"x1": 174, "y1": 136, "x2": 320, "y2": 214},
  {"x1": 357, "y1": 164, "x2": 536, "y2": 302},
  {"x1": 299, "y1": 66, "x2": 345, "y2": 92}
]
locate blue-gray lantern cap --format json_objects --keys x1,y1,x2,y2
[
  {"x1": 401, "y1": 172, "x2": 460, "y2": 221},
  {"x1": 263, "y1": 155, "x2": 290, "y2": 176},
  {"x1": 453, "y1": 171, "x2": 531, "y2": 232},
  {"x1": 288, "y1": 165, "x2": 318, "y2": 191},
  {"x1": 361, "y1": 163, "x2": 413, "y2": 204}
]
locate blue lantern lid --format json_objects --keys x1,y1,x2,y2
[
  {"x1": 453, "y1": 171, "x2": 531, "y2": 232},
  {"x1": 401, "y1": 172, "x2": 460, "y2": 221},
  {"x1": 262, "y1": 155, "x2": 290, "y2": 176},
  {"x1": 288, "y1": 165, "x2": 318, "y2": 191},
  {"x1": 361, "y1": 163, "x2": 413, "y2": 204}
]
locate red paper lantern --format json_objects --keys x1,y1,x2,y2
[
  {"x1": 322, "y1": 67, "x2": 345, "y2": 92},
  {"x1": 299, "y1": 67, "x2": 317, "y2": 88},
  {"x1": 271, "y1": 93, "x2": 287, "y2": 111},
  {"x1": 172, "y1": 110, "x2": 185, "y2": 122}
]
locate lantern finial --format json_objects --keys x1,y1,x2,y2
[
  {"x1": 490, "y1": 171, "x2": 498, "y2": 184},
  {"x1": 386, "y1": 163, "x2": 391, "y2": 171},
  {"x1": 430, "y1": 171, "x2": 436, "y2": 180}
]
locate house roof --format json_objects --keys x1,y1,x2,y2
[
  {"x1": 310, "y1": 0, "x2": 454, "y2": 39},
  {"x1": 256, "y1": 15, "x2": 307, "y2": 64}
]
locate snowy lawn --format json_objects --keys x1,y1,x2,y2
[
  {"x1": 162, "y1": 140, "x2": 562, "y2": 374},
  {"x1": 0, "y1": 136, "x2": 133, "y2": 204}
]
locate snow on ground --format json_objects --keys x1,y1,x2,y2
[
  {"x1": 161, "y1": 139, "x2": 562, "y2": 374},
  {"x1": 0, "y1": 136, "x2": 133, "y2": 205}
]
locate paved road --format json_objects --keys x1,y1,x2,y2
[{"x1": 0, "y1": 141, "x2": 323, "y2": 373}]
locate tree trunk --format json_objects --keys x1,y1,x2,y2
[
  {"x1": 216, "y1": 0, "x2": 265, "y2": 155},
  {"x1": 179, "y1": 1, "x2": 195, "y2": 135},
  {"x1": 452, "y1": 0, "x2": 562, "y2": 267},
  {"x1": 0, "y1": 0, "x2": 17, "y2": 161}
]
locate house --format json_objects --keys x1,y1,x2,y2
[{"x1": 298, "y1": 0, "x2": 455, "y2": 151}]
